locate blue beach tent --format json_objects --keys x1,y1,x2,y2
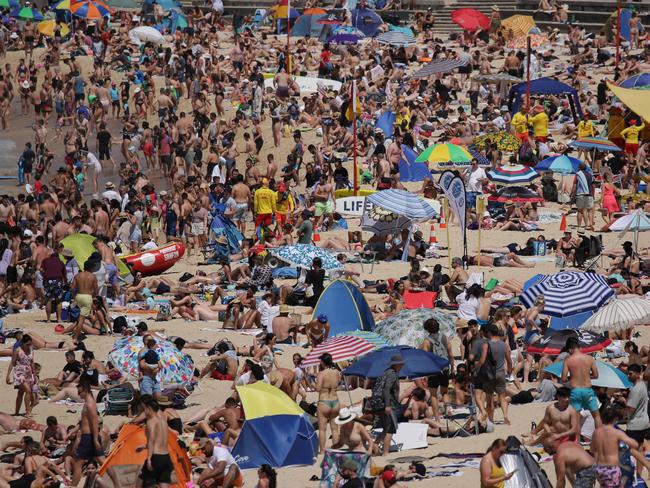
[
  {"x1": 350, "y1": 8, "x2": 383, "y2": 37},
  {"x1": 399, "y1": 145, "x2": 431, "y2": 182},
  {"x1": 311, "y1": 279, "x2": 375, "y2": 336},
  {"x1": 508, "y1": 77, "x2": 583, "y2": 121}
]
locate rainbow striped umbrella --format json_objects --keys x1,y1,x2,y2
[
  {"x1": 569, "y1": 137, "x2": 622, "y2": 152},
  {"x1": 415, "y1": 143, "x2": 473, "y2": 167},
  {"x1": 10, "y1": 6, "x2": 44, "y2": 20},
  {"x1": 70, "y1": 0, "x2": 112, "y2": 19},
  {"x1": 487, "y1": 164, "x2": 540, "y2": 185}
]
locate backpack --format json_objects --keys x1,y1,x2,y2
[
  {"x1": 477, "y1": 342, "x2": 497, "y2": 383},
  {"x1": 364, "y1": 373, "x2": 389, "y2": 412},
  {"x1": 424, "y1": 333, "x2": 449, "y2": 362}
]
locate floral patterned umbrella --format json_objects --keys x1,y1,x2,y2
[
  {"x1": 375, "y1": 309, "x2": 456, "y2": 347},
  {"x1": 269, "y1": 244, "x2": 342, "y2": 270},
  {"x1": 107, "y1": 336, "x2": 194, "y2": 385}
]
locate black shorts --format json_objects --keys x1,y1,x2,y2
[
  {"x1": 459, "y1": 65, "x2": 472, "y2": 74},
  {"x1": 75, "y1": 93, "x2": 85, "y2": 102},
  {"x1": 427, "y1": 369, "x2": 450, "y2": 389},
  {"x1": 23, "y1": 164, "x2": 32, "y2": 175},
  {"x1": 139, "y1": 453, "x2": 173, "y2": 487},
  {"x1": 627, "y1": 429, "x2": 650, "y2": 444},
  {"x1": 155, "y1": 283, "x2": 171, "y2": 294},
  {"x1": 378, "y1": 409, "x2": 398, "y2": 434},
  {"x1": 98, "y1": 147, "x2": 111, "y2": 160},
  {"x1": 76, "y1": 433, "x2": 104, "y2": 460},
  {"x1": 6, "y1": 266, "x2": 17, "y2": 284},
  {"x1": 160, "y1": 154, "x2": 172, "y2": 167},
  {"x1": 473, "y1": 375, "x2": 485, "y2": 391}
]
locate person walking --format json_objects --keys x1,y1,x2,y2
[
  {"x1": 591, "y1": 407, "x2": 638, "y2": 488},
  {"x1": 561, "y1": 337, "x2": 601, "y2": 427},
  {"x1": 6, "y1": 334, "x2": 36, "y2": 416},
  {"x1": 138, "y1": 395, "x2": 174, "y2": 488},
  {"x1": 372, "y1": 355, "x2": 403, "y2": 456},
  {"x1": 476, "y1": 324, "x2": 512, "y2": 425},
  {"x1": 420, "y1": 318, "x2": 454, "y2": 421},
  {"x1": 315, "y1": 353, "x2": 341, "y2": 454},
  {"x1": 71, "y1": 381, "x2": 105, "y2": 486}
]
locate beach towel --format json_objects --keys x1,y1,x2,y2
[{"x1": 403, "y1": 290, "x2": 437, "y2": 309}]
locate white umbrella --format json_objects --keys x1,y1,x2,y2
[
  {"x1": 128, "y1": 26, "x2": 165, "y2": 45},
  {"x1": 581, "y1": 296, "x2": 650, "y2": 334},
  {"x1": 610, "y1": 209, "x2": 650, "y2": 251}
]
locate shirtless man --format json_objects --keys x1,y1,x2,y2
[
  {"x1": 313, "y1": 174, "x2": 333, "y2": 229},
  {"x1": 591, "y1": 407, "x2": 638, "y2": 488},
  {"x1": 272, "y1": 304, "x2": 297, "y2": 345},
  {"x1": 137, "y1": 396, "x2": 173, "y2": 488},
  {"x1": 71, "y1": 381, "x2": 105, "y2": 486},
  {"x1": 31, "y1": 235, "x2": 50, "y2": 301},
  {"x1": 92, "y1": 201, "x2": 110, "y2": 236},
  {"x1": 376, "y1": 154, "x2": 392, "y2": 190},
  {"x1": 273, "y1": 68, "x2": 291, "y2": 100},
  {"x1": 51, "y1": 213, "x2": 71, "y2": 249},
  {"x1": 524, "y1": 387, "x2": 580, "y2": 445},
  {"x1": 154, "y1": 88, "x2": 174, "y2": 125},
  {"x1": 193, "y1": 397, "x2": 242, "y2": 446},
  {"x1": 231, "y1": 175, "x2": 251, "y2": 234},
  {"x1": 561, "y1": 337, "x2": 601, "y2": 427},
  {"x1": 504, "y1": 50, "x2": 520, "y2": 77},
  {"x1": 445, "y1": 257, "x2": 469, "y2": 304},
  {"x1": 542, "y1": 436, "x2": 597, "y2": 488},
  {"x1": 66, "y1": 260, "x2": 99, "y2": 342},
  {"x1": 387, "y1": 134, "x2": 405, "y2": 175},
  {"x1": 34, "y1": 119, "x2": 48, "y2": 156}
]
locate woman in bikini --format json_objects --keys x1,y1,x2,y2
[{"x1": 315, "y1": 353, "x2": 341, "y2": 454}]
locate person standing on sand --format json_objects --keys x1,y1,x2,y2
[
  {"x1": 590, "y1": 407, "x2": 638, "y2": 488},
  {"x1": 40, "y1": 247, "x2": 67, "y2": 323},
  {"x1": 316, "y1": 353, "x2": 341, "y2": 454},
  {"x1": 68, "y1": 260, "x2": 99, "y2": 342},
  {"x1": 480, "y1": 439, "x2": 515, "y2": 488},
  {"x1": 136, "y1": 396, "x2": 173, "y2": 488},
  {"x1": 542, "y1": 436, "x2": 597, "y2": 488},
  {"x1": 6, "y1": 334, "x2": 35, "y2": 417},
  {"x1": 71, "y1": 381, "x2": 105, "y2": 486},
  {"x1": 561, "y1": 337, "x2": 601, "y2": 427}
]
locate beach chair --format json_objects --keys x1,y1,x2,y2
[
  {"x1": 403, "y1": 290, "x2": 437, "y2": 309},
  {"x1": 104, "y1": 386, "x2": 134, "y2": 416},
  {"x1": 444, "y1": 385, "x2": 479, "y2": 438}
]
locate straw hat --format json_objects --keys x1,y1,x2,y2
[
  {"x1": 279, "y1": 304, "x2": 290, "y2": 314},
  {"x1": 105, "y1": 181, "x2": 115, "y2": 189},
  {"x1": 335, "y1": 407, "x2": 357, "y2": 426},
  {"x1": 62, "y1": 248, "x2": 74, "y2": 258},
  {"x1": 491, "y1": 5, "x2": 500, "y2": 11}
]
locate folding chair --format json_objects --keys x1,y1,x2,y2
[
  {"x1": 104, "y1": 386, "x2": 134, "y2": 416},
  {"x1": 444, "y1": 385, "x2": 480, "y2": 438}
]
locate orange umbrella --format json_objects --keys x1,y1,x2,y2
[{"x1": 303, "y1": 7, "x2": 326, "y2": 14}]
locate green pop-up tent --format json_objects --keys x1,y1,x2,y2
[{"x1": 60, "y1": 233, "x2": 130, "y2": 277}]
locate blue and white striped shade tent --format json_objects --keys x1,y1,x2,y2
[
  {"x1": 366, "y1": 189, "x2": 437, "y2": 221},
  {"x1": 412, "y1": 57, "x2": 468, "y2": 79},
  {"x1": 375, "y1": 31, "x2": 415, "y2": 46},
  {"x1": 520, "y1": 271, "x2": 614, "y2": 317}
]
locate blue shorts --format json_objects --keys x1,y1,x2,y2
[
  {"x1": 139, "y1": 375, "x2": 161, "y2": 395},
  {"x1": 477, "y1": 318, "x2": 488, "y2": 327},
  {"x1": 570, "y1": 387, "x2": 599, "y2": 412},
  {"x1": 466, "y1": 191, "x2": 479, "y2": 209},
  {"x1": 105, "y1": 264, "x2": 118, "y2": 285}
]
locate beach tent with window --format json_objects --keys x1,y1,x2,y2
[
  {"x1": 99, "y1": 424, "x2": 191, "y2": 488},
  {"x1": 291, "y1": 12, "x2": 327, "y2": 39},
  {"x1": 350, "y1": 8, "x2": 383, "y2": 37},
  {"x1": 508, "y1": 77, "x2": 583, "y2": 121},
  {"x1": 311, "y1": 279, "x2": 375, "y2": 336},
  {"x1": 231, "y1": 382, "x2": 318, "y2": 469}
]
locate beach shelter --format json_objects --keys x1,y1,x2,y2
[
  {"x1": 603, "y1": 8, "x2": 631, "y2": 42},
  {"x1": 291, "y1": 12, "x2": 327, "y2": 38},
  {"x1": 350, "y1": 8, "x2": 382, "y2": 37},
  {"x1": 508, "y1": 78, "x2": 583, "y2": 120},
  {"x1": 501, "y1": 14, "x2": 536, "y2": 38},
  {"x1": 608, "y1": 82, "x2": 650, "y2": 123},
  {"x1": 231, "y1": 382, "x2": 318, "y2": 469},
  {"x1": 621, "y1": 73, "x2": 650, "y2": 89},
  {"x1": 311, "y1": 279, "x2": 375, "y2": 336},
  {"x1": 60, "y1": 233, "x2": 130, "y2": 277},
  {"x1": 399, "y1": 145, "x2": 431, "y2": 182},
  {"x1": 99, "y1": 424, "x2": 192, "y2": 488},
  {"x1": 374, "y1": 111, "x2": 396, "y2": 138}
]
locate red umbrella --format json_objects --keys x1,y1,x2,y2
[{"x1": 451, "y1": 8, "x2": 490, "y2": 31}]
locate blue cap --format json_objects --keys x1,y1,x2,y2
[{"x1": 318, "y1": 314, "x2": 328, "y2": 323}]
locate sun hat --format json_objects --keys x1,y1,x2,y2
[
  {"x1": 62, "y1": 248, "x2": 74, "y2": 258},
  {"x1": 389, "y1": 355, "x2": 405, "y2": 366},
  {"x1": 334, "y1": 407, "x2": 357, "y2": 425},
  {"x1": 279, "y1": 304, "x2": 290, "y2": 314}
]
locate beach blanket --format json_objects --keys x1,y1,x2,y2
[
  {"x1": 199, "y1": 327, "x2": 262, "y2": 336},
  {"x1": 537, "y1": 212, "x2": 563, "y2": 223},
  {"x1": 437, "y1": 460, "x2": 481, "y2": 469}
]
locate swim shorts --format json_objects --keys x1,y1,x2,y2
[
  {"x1": 570, "y1": 387, "x2": 599, "y2": 412},
  {"x1": 595, "y1": 465, "x2": 621, "y2": 488}
]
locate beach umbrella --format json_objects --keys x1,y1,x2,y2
[
  {"x1": 366, "y1": 189, "x2": 437, "y2": 221},
  {"x1": 548, "y1": 311, "x2": 593, "y2": 331},
  {"x1": 474, "y1": 132, "x2": 521, "y2": 152},
  {"x1": 526, "y1": 329, "x2": 611, "y2": 355},
  {"x1": 10, "y1": 6, "x2": 44, "y2": 20},
  {"x1": 501, "y1": 14, "x2": 536, "y2": 38},
  {"x1": 232, "y1": 382, "x2": 317, "y2": 469},
  {"x1": 520, "y1": 271, "x2": 614, "y2": 317},
  {"x1": 609, "y1": 209, "x2": 650, "y2": 252},
  {"x1": 412, "y1": 58, "x2": 468, "y2": 78},
  {"x1": 451, "y1": 8, "x2": 489, "y2": 31},
  {"x1": 544, "y1": 360, "x2": 632, "y2": 389},
  {"x1": 0, "y1": 0, "x2": 18, "y2": 8},
  {"x1": 375, "y1": 308, "x2": 456, "y2": 344},
  {"x1": 303, "y1": 7, "x2": 327, "y2": 14},
  {"x1": 107, "y1": 336, "x2": 194, "y2": 385},
  {"x1": 301, "y1": 335, "x2": 378, "y2": 366},
  {"x1": 37, "y1": 20, "x2": 70, "y2": 37},
  {"x1": 360, "y1": 206, "x2": 412, "y2": 236},
  {"x1": 327, "y1": 32, "x2": 362, "y2": 44},
  {"x1": 269, "y1": 244, "x2": 341, "y2": 270},
  {"x1": 170, "y1": 8, "x2": 188, "y2": 32},
  {"x1": 376, "y1": 31, "x2": 415, "y2": 46},
  {"x1": 415, "y1": 143, "x2": 473, "y2": 166},
  {"x1": 52, "y1": 0, "x2": 70, "y2": 9},
  {"x1": 620, "y1": 73, "x2": 650, "y2": 89},
  {"x1": 507, "y1": 33, "x2": 548, "y2": 49},
  {"x1": 487, "y1": 164, "x2": 540, "y2": 185},
  {"x1": 581, "y1": 297, "x2": 650, "y2": 334},
  {"x1": 335, "y1": 330, "x2": 390, "y2": 348},
  {"x1": 343, "y1": 346, "x2": 449, "y2": 379},
  {"x1": 534, "y1": 154, "x2": 582, "y2": 174},
  {"x1": 70, "y1": 0, "x2": 112, "y2": 19},
  {"x1": 466, "y1": 145, "x2": 492, "y2": 167},
  {"x1": 473, "y1": 73, "x2": 522, "y2": 84},
  {"x1": 488, "y1": 185, "x2": 544, "y2": 203},
  {"x1": 569, "y1": 137, "x2": 622, "y2": 152}
]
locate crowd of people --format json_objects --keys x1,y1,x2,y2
[{"x1": 0, "y1": 0, "x2": 646, "y2": 487}]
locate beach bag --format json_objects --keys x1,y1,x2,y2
[
  {"x1": 364, "y1": 375, "x2": 388, "y2": 413},
  {"x1": 477, "y1": 343, "x2": 497, "y2": 383},
  {"x1": 423, "y1": 333, "x2": 449, "y2": 362}
]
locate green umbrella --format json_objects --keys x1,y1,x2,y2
[{"x1": 11, "y1": 6, "x2": 45, "y2": 20}]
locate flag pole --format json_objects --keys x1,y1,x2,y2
[
  {"x1": 615, "y1": 0, "x2": 621, "y2": 68},
  {"x1": 352, "y1": 80, "x2": 358, "y2": 196},
  {"x1": 526, "y1": 35, "x2": 531, "y2": 109}
]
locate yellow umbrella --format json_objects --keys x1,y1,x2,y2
[
  {"x1": 52, "y1": 0, "x2": 70, "y2": 9},
  {"x1": 37, "y1": 19, "x2": 70, "y2": 37},
  {"x1": 501, "y1": 14, "x2": 536, "y2": 38}
]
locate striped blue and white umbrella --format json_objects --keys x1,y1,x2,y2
[
  {"x1": 487, "y1": 164, "x2": 540, "y2": 185},
  {"x1": 376, "y1": 31, "x2": 415, "y2": 46},
  {"x1": 545, "y1": 360, "x2": 632, "y2": 389},
  {"x1": 412, "y1": 57, "x2": 468, "y2": 79},
  {"x1": 269, "y1": 244, "x2": 342, "y2": 270},
  {"x1": 367, "y1": 189, "x2": 437, "y2": 221},
  {"x1": 467, "y1": 145, "x2": 492, "y2": 167},
  {"x1": 520, "y1": 271, "x2": 614, "y2": 317}
]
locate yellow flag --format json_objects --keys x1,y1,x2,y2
[{"x1": 345, "y1": 80, "x2": 361, "y2": 122}]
